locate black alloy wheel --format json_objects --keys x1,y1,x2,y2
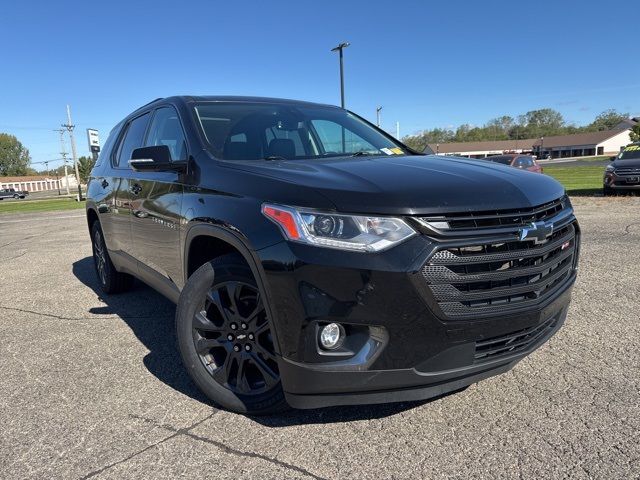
[
  {"x1": 90, "y1": 221, "x2": 134, "y2": 294},
  {"x1": 176, "y1": 253, "x2": 287, "y2": 414},
  {"x1": 193, "y1": 280, "x2": 279, "y2": 395},
  {"x1": 93, "y1": 227, "x2": 108, "y2": 286}
]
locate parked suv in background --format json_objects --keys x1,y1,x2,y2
[
  {"x1": 0, "y1": 188, "x2": 28, "y2": 200},
  {"x1": 603, "y1": 143, "x2": 640, "y2": 195},
  {"x1": 86, "y1": 96, "x2": 579, "y2": 414},
  {"x1": 484, "y1": 154, "x2": 543, "y2": 173}
]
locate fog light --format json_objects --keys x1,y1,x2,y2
[{"x1": 319, "y1": 323, "x2": 344, "y2": 350}]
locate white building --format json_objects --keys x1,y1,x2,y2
[{"x1": 0, "y1": 174, "x2": 78, "y2": 192}]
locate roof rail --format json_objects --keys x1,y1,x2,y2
[{"x1": 134, "y1": 97, "x2": 164, "y2": 111}]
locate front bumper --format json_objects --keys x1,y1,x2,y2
[
  {"x1": 256, "y1": 220, "x2": 577, "y2": 409},
  {"x1": 604, "y1": 172, "x2": 640, "y2": 190}
]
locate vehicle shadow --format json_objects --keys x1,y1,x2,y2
[
  {"x1": 72, "y1": 256, "x2": 210, "y2": 404},
  {"x1": 73, "y1": 255, "x2": 445, "y2": 425}
]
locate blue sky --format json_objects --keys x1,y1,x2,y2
[{"x1": 1, "y1": 0, "x2": 638, "y2": 169}]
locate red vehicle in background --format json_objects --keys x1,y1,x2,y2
[{"x1": 484, "y1": 154, "x2": 543, "y2": 173}]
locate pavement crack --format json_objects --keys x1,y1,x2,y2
[
  {"x1": 78, "y1": 414, "x2": 216, "y2": 480},
  {"x1": 0, "y1": 305, "x2": 172, "y2": 322},
  {"x1": 0, "y1": 251, "x2": 27, "y2": 262},
  {"x1": 0, "y1": 305, "x2": 81, "y2": 321},
  {"x1": 128, "y1": 414, "x2": 328, "y2": 480},
  {"x1": 621, "y1": 222, "x2": 640, "y2": 236}
]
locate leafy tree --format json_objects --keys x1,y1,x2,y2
[
  {"x1": 0, "y1": 133, "x2": 31, "y2": 176},
  {"x1": 402, "y1": 107, "x2": 632, "y2": 151},
  {"x1": 517, "y1": 108, "x2": 565, "y2": 138},
  {"x1": 588, "y1": 109, "x2": 629, "y2": 131},
  {"x1": 402, "y1": 128, "x2": 454, "y2": 151},
  {"x1": 630, "y1": 124, "x2": 640, "y2": 143},
  {"x1": 77, "y1": 156, "x2": 95, "y2": 183}
]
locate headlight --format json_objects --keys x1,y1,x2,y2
[
  {"x1": 262, "y1": 204, "x2": 416, "y2": 252},
  {"x1": 605, "y1": 164, "x2": 615, "y2": 172}
]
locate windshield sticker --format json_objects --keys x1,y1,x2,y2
[
  {"x1": 381, "y1": 148, "x2": 394, "y2": 155},
  {"x1": 390, "y1": 147, "x2": 404, "y2": 155}
]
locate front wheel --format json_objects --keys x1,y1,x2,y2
[{"x1": 176, "y1": 254, "x2": 288, "y2": 415}]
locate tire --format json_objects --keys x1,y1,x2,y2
[
  {"x1": 176, "y1": 253, "x2": 288, "y2": 415},
  {"x1": 90, "y1": 221, "x2": 134, "y2": 294}
]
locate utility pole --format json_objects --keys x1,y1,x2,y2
[
  {"x1": 55, "y1": 129, "x2": 71, "y2": 195},
  {"x1": 62, "y1": 105, "x2": 82, "y2": 200},
  {"x1": 376, "y1": 106, "x2": 382, "y2": 127},
  {"x1": 331, "y1": 42, "x2": 350, "y2": 108}
]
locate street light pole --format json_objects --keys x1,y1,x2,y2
[
  {"x1": 376, "y1": 106, "x2": 382, "y2": 127},
  {"x1": 331, "y1": 42, "x2": 350, "y2": 108}
]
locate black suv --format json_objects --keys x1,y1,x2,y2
[{"x1": 86, "y1": 96, "x2": 579, "y2": 414}]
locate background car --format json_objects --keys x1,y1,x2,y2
[
  {"x1": 603, "y1": 143, "x2": 640, "y2": 195},
  {"x1": 483, "y1": 154, "x2": 543, "y2": 173}
]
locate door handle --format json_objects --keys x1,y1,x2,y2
[
  {"x1": 101, "y1": 179, "x2": 109, "y2": 189},
  {"x1": 130, "y1": 183, "x2": 142, "y2": 195}
]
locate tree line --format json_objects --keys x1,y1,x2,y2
[{"x1": 401, "y1": 108, "x2": 634, "y2": 152}]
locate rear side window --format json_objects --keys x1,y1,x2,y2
[
  {"x1": 145, "y1": 107, "x2": 187, "y2": 161},
  {"x1": 115, "y1": 113, "x2": 150, "y2": 168},
  {"x1": 94, "y1": 126, "x2": 119, "y2": 168}
]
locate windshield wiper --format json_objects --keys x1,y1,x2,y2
[
  {"x1": 350, "y1": 151, "x2": 376, "y2": 157},
  {"x1": 263, "y1": 155, "x2": 287, "y2": 161}
]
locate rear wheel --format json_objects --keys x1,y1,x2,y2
[
  {"x1": 90, "y1": 222, "x2": 134, "y2": 294},
  {"x1": 176, "y1": 253, "x2": 288, "y2": 414}
]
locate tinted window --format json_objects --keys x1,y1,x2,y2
[
  {"x1": 95, "y1": 126, "x2": 120, "y2": 168},
  {"x1": 116, "y1": 113, "x2": 150, "y2": 168},
  {"x1": 145, "y1": 107, "x2": 187, "y2": 161},
  {"x1": 486, "y1": 155, "x2": 513, "y2": 165},
  {"x1": 194, "y1": 103, "x2": 405, "y2": 160}
]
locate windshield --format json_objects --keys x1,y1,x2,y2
[
  {"x1": 617, "y1": 144, "x2": 640, "y2": 160},
  {"x1": 193, "y1": 102, "x2": 407, "y2": 160}
]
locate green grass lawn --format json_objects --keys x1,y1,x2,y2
[
  {"x1": 0, "y1": 197, "x2": 85, "y2": 215},
  {"x1": 543, "y1": 164, "x2": 604, "y2": 195}
]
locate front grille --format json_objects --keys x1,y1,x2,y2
[
  {"x1": 474, "y1": 315, "x2": 558, "y2": 362},
  {"x1": 421, "y1": 223, "x2": 577, "y2": 319},
  {"x1": 418, "y1": 196, "x2": 567, "y2": 232},
  {"x1": 614, "y1": 167, "x2": 640, "y2": 175}
]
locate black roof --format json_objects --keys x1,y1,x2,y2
[{"x1": 135, "y1": 95, "x2": 338, "y2": 112}]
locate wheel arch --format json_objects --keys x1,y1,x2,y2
[{"x1": 183, "y1": 224, "x2": 282, "y2": 355}]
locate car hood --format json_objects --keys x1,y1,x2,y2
[
  {"x1": 613, "y1": 159, "x2": 640, "y2": 168},
  {"x1": 226, "y1": 155, "x2": 565, "y2": 215}
]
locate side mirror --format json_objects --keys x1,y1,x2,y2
[
  {"x1": 609, "y1": 155, "x2": 618, "y2": 162},
  {"x1": 129, "y1": 145, "x2": 185, "y2": 172}
]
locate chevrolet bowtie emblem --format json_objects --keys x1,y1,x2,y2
[{"x1": 518, "y1": 221, "x2": 554, "y2": 244}]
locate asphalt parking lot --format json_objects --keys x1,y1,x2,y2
[{"x1": 1, "y1": 197, "x2": 638, "y2": 479}]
